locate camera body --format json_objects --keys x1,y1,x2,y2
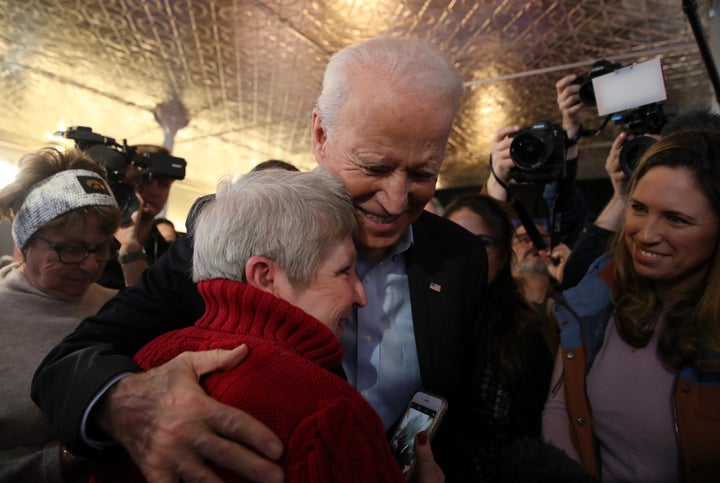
[
  {"x1": 573, "y1": 60, "x2": 621, "y2": 106},
  {"x1": 58, "y1": 126, "x2": 186, "y2": 222},
  {"x1": 611, "y1": 103, "x2": 677, "y2": 177},
  {"x1": 509, "y1": 120, "x2": 566, "y2": 183}
]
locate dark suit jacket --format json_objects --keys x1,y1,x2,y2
[{"x1": 31, "y1": 210, "x2": 488, "y2": 481}]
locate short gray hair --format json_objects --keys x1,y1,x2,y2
[
  {"x1": 192, "y1": 168, "x2": 357, "y2": 287},
  {"x1": 315, "y1": 35, "x2": 464, "y2": 136}
]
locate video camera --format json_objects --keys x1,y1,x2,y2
[
  {"x1": 57, "y1": 126, "x2": 186, "y2": 222},
  {"x1": 573, "y1": 60, "x2": 621, "y2": 107},
  {"x1": 611, "y1": 103, "x2": 678, "y2": 177},
  {"x1": 509, "y1": 120, "x2": 566, "y2": 183}
]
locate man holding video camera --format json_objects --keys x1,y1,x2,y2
[
  {"x1": 53, "y1": 127, "x2": 187, "y2": 289},
  {"x1": 98, "y1": 144, "x2": 180, "y2": 288}
]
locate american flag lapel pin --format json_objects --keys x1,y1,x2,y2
[{"x1": 429, "y1": 281, "x2": 442, "y2": 293}]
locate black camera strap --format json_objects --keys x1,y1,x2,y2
[
  {"x1": 548, "y1": 188, "x2": 564, "y2": 249},
  {"x1": 576, "y1": 117, "x2": 612, "y2": 139},
  {"x1": 489, "y1": 156, "x2": 548, "y2": 252}
]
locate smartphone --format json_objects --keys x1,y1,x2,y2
[{"x1": 389, "y1": 391, "x2": 448, "y2": 479}]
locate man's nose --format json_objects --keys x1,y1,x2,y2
[{"x1": 376, "y1": 175, "x2": 410, "y2": 215}]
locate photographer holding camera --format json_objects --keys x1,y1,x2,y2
[
  {"x1": 485, "y1": 74, "x2": 592, "y2": 293},
  {"x1": 98, "y1": 144, "x2": 178, "y2": 289},
  {"x1": 55, "y1": 127, "x2": 187, "y2": 289}
]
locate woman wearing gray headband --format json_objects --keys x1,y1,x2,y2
[{"x1": 0, "y1": 147, "x2": 122, "y2": 482}]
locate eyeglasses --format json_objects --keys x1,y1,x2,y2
[
  {"x1": 38, "y1": 237, "x2": 117, "y2": 264},
  {"x1": 513, "y1": 233, "x2": 551, "y2": 245},
  {"x1": 476, "y1": 234, "x2": 497, "y2": 248}
]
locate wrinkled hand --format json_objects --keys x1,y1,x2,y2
[
  {"x1": 98, "y1": 344, "x2": 284, "y2": 483},
  {"x1": 556, "y1": 74, "x2": 583, "y2": 136},
  {"x1": 539, "y1": 243, "x2": 571, "y2": 284},
  {"x1": 412, "y1": 432, "x2": 445, "y2": 483}
]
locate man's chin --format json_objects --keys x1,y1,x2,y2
[{"x1": 355, "y1": 230, "x2": 402, "y2": 255}]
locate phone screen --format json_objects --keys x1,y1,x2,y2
[{"x1": 389, "y1": 400, "x2": 439, "y2": 478}]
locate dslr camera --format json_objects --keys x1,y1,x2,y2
[
  {"x1": 611, "y1": 103, "x2": 677, "y2": 177},
  {"x1": 58, "y1": 126, "x2": 187, "y2": 222},
  {"x1": 573, "y1": 59, "x2": 621, "y2": 106},
  {"x1": 509, "y1": 120, "x2": 566, "y2": 183}
]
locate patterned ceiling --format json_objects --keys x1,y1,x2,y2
[{"x1": 0, "y1": 0, "x2": 715, "y2": 228}]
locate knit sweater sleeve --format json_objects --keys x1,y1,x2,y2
[
  {"x1": 286, "y1": 397, "x2": 405, "y2": 483},
  {"x1": 0, "y1": 440, "x2": 63, "y2": 483}
]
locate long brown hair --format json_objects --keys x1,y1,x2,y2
[
  {"x1": 445, "y1": 193, "x2": 548, "y2": 387},
  {"x1": 613, "y1": 130, "x2": 720, "y2": 369}
]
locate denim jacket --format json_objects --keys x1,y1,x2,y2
[{"x1": 552, "y1": 252, "x2": 720, "y2": 482}]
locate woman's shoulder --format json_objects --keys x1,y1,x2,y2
[{"x1": 82, "y1": 283, "x2": 119, "y2": 308}]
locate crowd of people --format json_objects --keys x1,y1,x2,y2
[{"x1": 0, "y1": 34, "x2": 718, "y2": 483}]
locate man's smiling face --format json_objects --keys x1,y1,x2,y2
[{"x1": 312, "y1": 71, "x2": 455, "y2": 262}]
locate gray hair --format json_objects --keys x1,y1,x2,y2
[
  {"x1": 192, "y1": 168, "x2": 357, "y2": 287},
  {"x1": 315, "y1": 35, "x2": 464, "y2": 136}
]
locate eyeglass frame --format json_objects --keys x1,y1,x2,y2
[
  {"x1": 513, "y1": 232, "x2": 551, "y2": 245},
  {"x1": 475, "y1": 234, "x2": 498, "y2": 249},
  {"x1": 37, "y1": 236, "x2": 117, "y2": 264}
]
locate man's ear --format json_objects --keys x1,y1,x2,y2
[
  {"x1": 244, "y1": 255, "x2": 276, "y2": 291},
  {"x1": 311, "y1": 108, "x2": 328, "y2": 165}
]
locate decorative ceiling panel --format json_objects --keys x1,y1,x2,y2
[{"x1": 0, "y1": 0, "x2": 714, "y2": 227}]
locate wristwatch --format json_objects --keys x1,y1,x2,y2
[{"x1": 118, "y1": 250, "x2": 148, "y2": 264}]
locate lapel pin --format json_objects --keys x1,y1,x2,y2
[{"x1": 429, "y1": 282, "x2": 442, "y2": 293}]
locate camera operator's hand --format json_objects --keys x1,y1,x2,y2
[
  {"x1": 96, "y1": 344, "x2": 284, "y2": 483},
  {"x1": 486, "y1": 125, "x2": 519, "y2": 201},
  {"x1": 590, "y1": 132, "x2": 632, "y2": 233},
  {"x1": 114, "y1": 200, "x2": 150, "y2": 287},
  {"x1": 114, "y1": 204, "x2": 142, "y2": 250},
  {"x1": 606, "y1": 132, "x2": 630, "y2": 197},
  {"x1": 556, "y1": 74, "x2": 583, "y2": 137},
  {"x1": 556, "y1": 74, "x2": 584, "y2": 160}
]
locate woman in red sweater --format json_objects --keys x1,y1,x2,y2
[{"x1": 92, "y1": 168, "x2": 443, "y2": 482}]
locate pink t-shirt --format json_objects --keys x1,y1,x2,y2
[{"x1": 585, "y1": 316, "x2": 679, "y2": 482}]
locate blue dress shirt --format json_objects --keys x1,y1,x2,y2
[{"x1": 340, "y1": 227, "x2": 422, "y2": 429}]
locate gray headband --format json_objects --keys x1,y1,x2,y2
[{"x1": 12, "y1": 169, "x2": 118, "y2": 250}]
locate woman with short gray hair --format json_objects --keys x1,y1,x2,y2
[{"x1": 93, "y1": 168, "x2": 440, "y2": 482}]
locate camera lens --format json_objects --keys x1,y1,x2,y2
[
  {"x1": 511, "y1": 134, "x2": 549, "y2": 169},
  {"x1": 619, "y1": 135, "x2": 656, "y2": 178}
]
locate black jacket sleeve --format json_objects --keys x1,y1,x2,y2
[
  {"x1": 559, "y1": 223, "x2": 615, "y2": 290},
  {"x1": 30, "y1": 235, "x2": 204, "y2": 455}
]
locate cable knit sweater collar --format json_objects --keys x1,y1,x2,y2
[{"x1": 195, "y1": 278, "x2": 343, "y2": 368}]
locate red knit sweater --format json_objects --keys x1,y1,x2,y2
[{"x1": 92, "y1": 279, "x2": 405, "y2": 482}]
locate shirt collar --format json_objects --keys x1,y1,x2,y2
[{"x1": 356, "y1": 225, "x2": 414, "y2": 272}]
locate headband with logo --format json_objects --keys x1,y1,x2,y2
[{"x1": 12, "y1": 169, "x2": 118, "y2": 250}]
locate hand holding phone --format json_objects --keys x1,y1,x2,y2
[{"x1": 389, "y1": 391, "x2": 447, "y2": 479}]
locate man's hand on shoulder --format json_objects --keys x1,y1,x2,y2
[{"x1": 97, "y1": 344, "x2": 284, "y2": 482}]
